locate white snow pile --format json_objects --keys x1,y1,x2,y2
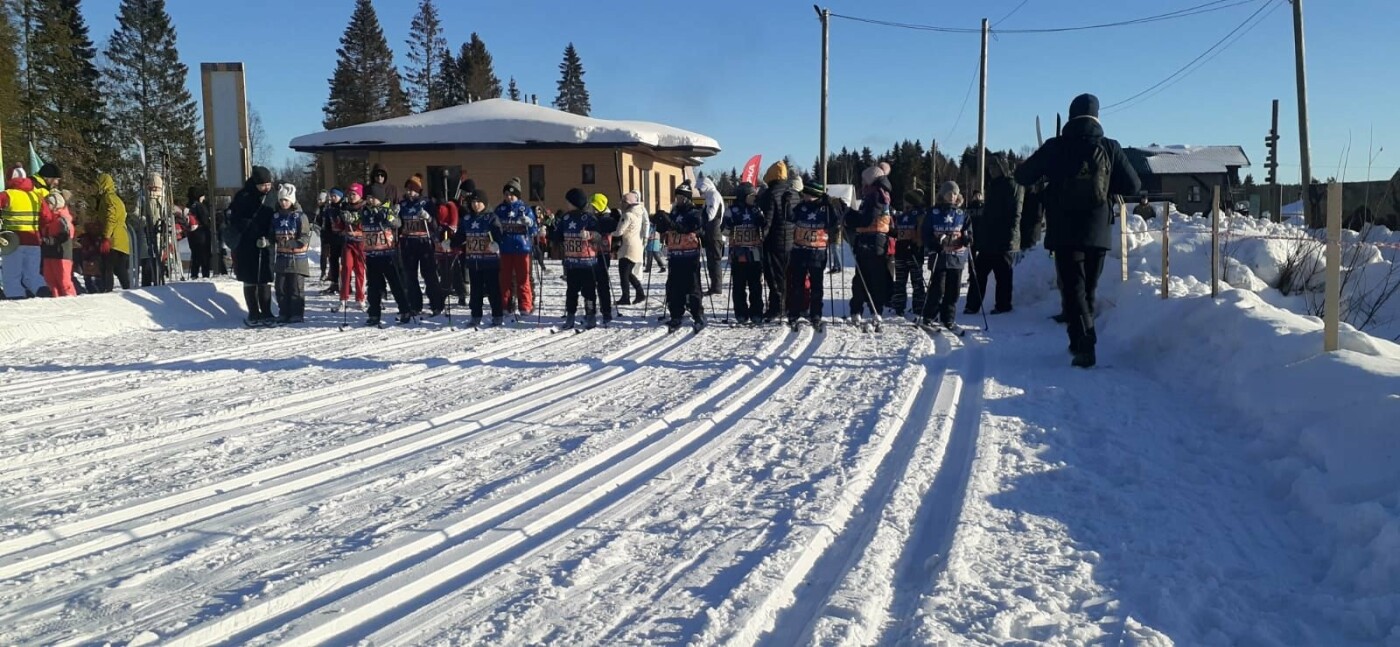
[
  {"x1": 0, "y1": 280, "x2": 249, "y2": 349},
  {"x1": 1014, "y1": 213, "x2": 1400, "y2": 640},
  {"x1": 290, "y1": 98, "x2": 721, "y2": 151}
]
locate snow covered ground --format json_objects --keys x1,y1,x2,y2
[{"x1": 0, "y1": 221, "x2": 1396, "y2": 645}]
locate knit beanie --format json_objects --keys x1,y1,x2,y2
[
  {"x1": 348, "y1": 183, "x2": 364, "y2": 198},
  {"x1": 1069, "y1": 93, "x2": 1100, "y2": 119},
  {"x1": 590, "y1": 193, "x2": 609, "y2": 213},
  {"x1": 674, "y1": 181, "x2": 694, "y2": 200},
  {"x1": 504, "y1": 177, "x2": 523, "y2": 197},
  {"x1": 37, "y1": 162, "x2": 61, "y2": 179},
  {"x1": 405, "y1": 174, "x2": 424, "y2": 192},
  {"x1": 802, "y1": 181, "x2": 827, "y2": 198},
  {"x1": 456, "y1": 178, "x2": 478, "y2": 200},
  {"x1": 329, "y1": 188, "x2": 345, "y2": 199},
  {"x1": 904, "y1": 188, "x2": 926, "y2": 208},
  {"x1": 565, "y1": 188, "x2": 589, "y2": 209},
  {"x1": 623, "y1": 191, "x2": 641, "y2": 206},
  {"x1": 938, "y1": 180, "x2": 961, "y2": 200},
  {"x1": 277, "y1": 183, "x2": 297, "y2": 204},
  {"x1": 762, "y1": 161, "x2": 788, "y2": 185},
  {"x1": 250, "y1": 166, "x2": 273, "y2": 185},
  {"x1": 470, "y1": 188, "x2": 489, "y2": 205}
]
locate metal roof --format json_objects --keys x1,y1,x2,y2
[{"x1": 1125, "y1": 145, "x2": 1250, "y2": 176}]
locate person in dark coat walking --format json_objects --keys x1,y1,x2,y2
[
  {"x1": 228, "y1": 166, "x2": 276, "y2": 325},
  {"x1": 965, "y1": 152, "x2": 1023, "y2": 315},
  {"x1": 757, "y1": 162, "x2": 799, "y2": 322},
  {"x1": 186, "y1": 187, "x2": 213, "y2": 279},
  {"x1": 1015, "y1": 93, "x2": 1142, "y2": 367}
]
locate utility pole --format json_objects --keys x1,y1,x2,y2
[
  {"x1": 1265, "y1": 99, "x2": 1281, "y2": 221},
  {"x1": 977, "y1": 18, "x2": 989, "y2": 198},
  {"x1": 1291, "y1": 0, "x2": 1316, "y2": 228},
  {"x1": 816, "y1": 5, "x2": 830, "y2": 186}
]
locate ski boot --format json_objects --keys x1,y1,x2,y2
[
  {"x1": 692, "y1": 317, "x2": 707, "y2": 334},
  {"x1": 809, "y1": 317, "x2": 826, "y2": 333},
  {"x1": 397, "y1": 312, "x2": 413, "y2": 325},
  {"x1": 665, "y1": 318, "x2": 683, "y2": 333},
  {"x1": 489, "y1": 315, "x2": 504, "y2": 327},
  {"x1": 468, "y1": 316, "x2": 483, "y2": 328},
  {"x1": 559, "y1": 315, "x2": 576, "y2": 331},
  {"x1": 365, "y1": 316, "x2": 382, "y2": 327}
]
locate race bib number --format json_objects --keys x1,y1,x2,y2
[
  {"x1": 564, "y1": 233, "x2": 596, "y2": 259},
  {"x1": 794, "y1": 226, "x2": 828, "y2": 248},
  {"x1": 364, "y1": 229, "x2": 393, "y2": 251},
  {"x1": 666, "y1": 232, "x2": 700, "y2": 252},
  {"x1": 403, "y1": 218, "x2": 430, "y2": 236},
  {"x1": 730, "y1": 226, "x2": 761, "y2": 247},
  {"x1": 462, "y1": 234, "x2": 493, "y2": 254}
]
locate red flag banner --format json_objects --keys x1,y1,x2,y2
[{"x1": 740, "y1": 155, "x2": 763, "y2": 186}]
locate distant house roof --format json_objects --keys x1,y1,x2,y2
[
  {"x1": 290, "y1": 99, "x2": 721, "y2": 157},
  {"x1": 1125, "y1": 145, "x2": 1250, "y2": 176}
]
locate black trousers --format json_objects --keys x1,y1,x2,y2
[
  {"x1": 366, "y1": 254, "x2": 407, "y2": 319},
  {"x1": 242, "y1": 283, "x2": 273, "y2": 319},
  {"x1": 592, "y1": 256, "x2": 613, "y2": 317},
  {"x1": 891, "y1": 253, "x2": 926, "y2": 315},
  {"x1": 850, "y1": 254, "x2": 892, "y2": 318},
  {"x1": 618, "y1": 258, "x2": 645, "y2": 303},
  {"x1": 730, "y1": 260, "x2": 764, "y2": 320},
  {"x1": 786, "y1": 262, "x2": 826, "y2": 321},
  {"x1": 276, "y1": 273, "x2": 305, "y2": 318},
  {"x1": 99, "y1": 250, "x2": 130, "y2": 292},
  {"x1": 966, "y1": 250, "x2": 1015, "y2": 311},
  {"x1": 437, "y1": 254, "x2": 466, "y2": 302},
  {"x1": 323, "y1": 238, "x2": 343, "y2": 285},
  {"x1": 564, "y1": 265, "x2": 598, "y2": 316},
  {"x1": 189, "y1": 234, "x2": 212, "y2": 278},
  {"x1": 467, "y1": 265, "x2": 503, "y2": 319},
  {"x1": 761, "y1": 244, "x2": 788, "y2": 317},
  {"x1": 703, "y1": 230, "x2": 723, "y2": 292},
  {"x1": 1054, "y1": 248, "x2": 1106, "y2": 350},
  {"x1": 922, "y1": 264, "x2": 964, "y2": 324},
  {"x1": 666, "y1": 257, "x2": 704, "y2": 321},
  {"x1": 401, "y1": 243, "x2": 442, "y2": 313}
]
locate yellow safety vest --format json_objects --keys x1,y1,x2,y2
[{"x1": 1, "y1": 189, "x2": 39, "y2": 233}]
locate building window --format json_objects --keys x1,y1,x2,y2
[
  {"x1": 425, "y1": 166, "x2": 462, "y2": 202},
  {"x1": 629, "y1": 166, "x2": 636, "y2": 193},
  {"x1": 1188, "y1": 185, "x2": 1202, "y2": 203},
  {"x1": 529, "y1": 165, "x2": 545, "y2": 202},
  {"x1": 582, "y1": 164, "x2": 596, "y2": 185},
  {"x1": 654, "y1": 173, "x2": 661, "y2": 212},
  {"x1": 669, "y1": 175, "x2": 677, "y2": 204}
]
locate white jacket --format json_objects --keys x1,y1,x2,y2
[
  {"x1": 698, "y1": 176, "x2": 724, "y2": 227},
  {"x1": 617, "y1": 203, "x2": 648, "y2": 263}
]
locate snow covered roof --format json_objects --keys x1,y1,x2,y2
[
  {"x1": 290, "y1": 99, "x2": 720, "y2": 155},
  {"x1": 1126, "y1": 145, "x2": 1250, "y2": 176}
]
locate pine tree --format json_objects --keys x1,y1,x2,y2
[
  {"x1": 507, "y1": 76, "x2": 521, "y2": 101},
  {"x1": 436, "y1": 48, "x2": 463, "y2": 106},
  {"x1": 102, "y1": 0, "x2": 204, "y2": 197},
  {"x1": 455, "y1": 33, "x2": 501, "y2": 103},
  {"x1": 553, "y1": 43, "x2": 590, "y2": 116},
  {"x1": 20, "y1": 0, "x2": 109, "y2": 196},
  {"x1": 404, "y1": 0, "x2": 447, "y2": 112},
  {"x1": 0, "y1": 2, "x2": 24, "y2": 171},
  {"x1": 324, "y1": 0, "x2": 411, "y2": 132}
]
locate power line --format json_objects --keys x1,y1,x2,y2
[
  {"x1": 944, "y1": 58, "x2": 982, "y2": 142},
  {"x1": 993, "y1": 0, "x2": 1031, "y2": 28},
  {"x1": 1102, "y1": 0, "x2": 1281, "y2": 113},
  {"x1": 829, "y1": 0, "x2": 1256, "y2": 35}
]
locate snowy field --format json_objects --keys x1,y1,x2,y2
[{"x1": 1, "y1": 221, "x2": 1397, "y2": 645}]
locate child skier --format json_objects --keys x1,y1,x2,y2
[
  {"x1": 652, "y1": 182, "x2": 707, "y2": 333},
  {"x1": 271, "y1": 184, "x2": 312, "y2": 324},
  {"x1": 361, "y1": 184, "x2": 410, "y2": 326},
  {"x1": 335, "y1": 186, "x2": 367, "y2": 312},
  {"x1": 551, "y1": 188, "x2": 601, "y2": 330},
  {"x1": 920, "y1": 181, "x2": 973, "y2": 330},
  {"x1": 452, "y1": 186, "x2": 505, "y2": 327},
  {"x1": 722, "y1": 182, "x2": 767, "y2": 325},
  {"x1": 39, "y1": 190, "x2": 77, "y2": 297},
  {"x1": 398, "y1": 174, "x2": 442, "y2": 317},
  {"x1": 891, "y1": 189, "x2": 927, "y2": 318}
]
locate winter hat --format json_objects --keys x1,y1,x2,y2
[
  {"x1": 328, "y1": 188, "x2": 345, "y2": 199},
  {"x1": 623, "y1": 191, "x2": 641, "y2": 206},
  {"x1": 147, "y1": 171, "x2": 165, "y2": 192},
  {"x1": 187, "y1": 186, "x2": 206, "y2": 203},
  {"x1": 317, "y1": 190, "x2": 328, "y2": 203},
  {"x1": 368, "y1": 182, "x2": 390, "y2": 203},
  {"x1": 860, "y1": 165, "x2": 886, "y2": 188},
  {"x1": 565, "y1": 188, "x2": 589, "y2": 210},
  {"x1": 250, "y1": 165, "x2": 273, "y2": 185},
  {"x1": 762, "y1": 161, "x2": 788, "y2": 185},
  {"x1": 504, "y1": 177, "x2": 523, "y2": 197},
  {"x1": 348, "y1": 183, "x2": 365, "y2": 198},
  {"x1": 735, "y1": 182, "x2": 756, "y2": 199},
  {"x1": 878, "y1": 161, "x2": 891, "y2": 176},
  {"x1": 590, "y1": 193, "x2": 609, "y2": 213},
  {"x1": 37, "y1": 162, "x2": 61, "y2": 179},
  {"x1": 456, "y1": 178, "x2": 477, "y2": 200},
  {"x1": 938, "y1": 180, "x2": 961, "y2": 199},
  {"x1": 790, "y1": 176, "x2": 804, "y2": 194},
  {"x1": 9, "y1": 166, "x2": 26, "y2": 180},
  {"x1": 405, "y1": 174, "x2": 424, "y2": 192},
  {"x1": 802, "y1": 181, "x2": 827, "y2": 198},
  {"x1": 470, "y1": 188, "x2": 489, "y2": 205},
  {"x1": 1069, "y1": 93, "x2": 1100, "y2": 120},
  {"x1": 903, "y1": 188, "x2": 926, "y2": 208},
  {"x1": 45, "y1": 190, "x2": 66, "y2": 211},
  {"x1": 277, "y1": 183, "x2": 298, "y2": 204},
  {"x1": 371, "y1": 164, "x2": 388, "y2": 181},
  {"x1": 674, "y1": 181, "x2": 694, "y2": 200}
]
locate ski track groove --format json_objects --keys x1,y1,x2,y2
[
  {"x1": 0, "y1": 327, "x2": 673, "y2": 581},
  {"x1": 0, "y1": 327, "x2": 578, "y2": 483},
  {"x1": 160, "y1": 328, "x2": 812, "y2": 647}
]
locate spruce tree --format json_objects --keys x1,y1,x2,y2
[
  {"x1": 455, "y1": 33, "x2": 500, "y2": 103},
  {"x1": 102, "y1": 0, "x2": 204, "y2": 197},
  {"x1": 404, "y1": 0, "x2": 447, "y2": 112},
  {"x1": 507, "y1": 76, "x2": 520, "y2": 101},
  {"x1": 0, "y1": 2, "x2": 24, "y2": 171},
  {"x1": 21, "y1": 0, "x2": 107, "y2": 193},
  {"x1": 436, "y1": 48, "x2": 463, "y2": 106},
  {"x1": 324, "y1": 0, "x2": 411, "y2": 131},
  {"x1": 553, "y1": 43, "x2": 590, "y2": 116}
]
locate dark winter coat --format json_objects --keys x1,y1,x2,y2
[
  {"x1": 922, "y1": 203, "x2": 972, "y2": 270},
  {"x1": 1014, "y1": 114, "x2": 1141, "y2": 251},
  {"x1": 722, "y1": 204, "x2": 767, "y2": 264},
  {"x1": 551, "y1": 208, "x2": 601, "y2": 269},
  {"x1": 652, "y1": 204, "x2": 705, "y2": 261},
  {"x1": 228, "y1": 179, "x2": 275, "y2": 283},
  {"x1": 397, "y1": 196, "x2": 436, "y2": 252},
  {"x1": 788, "y1": 197, "x2": 843, "y2": 267},
  {"x1": 271, "y1": 209, "x2": 312, "y2": 276},
  {"x1": 359, "y1": 204, "x2": 401, "y2": 258},
  {"x1": 454, "y1": 208, "x2": 503, "y2": 270},
  {"x1": 975, "y1": 159, "x2": 1024, "y2": 252},
  {"x1": 757, "y1": 180, "x2": 800, "y2": 250},
  {"x1": 893, "y1": 208, "x2": 923, "y2": 259},
  {"x1": 185, "y1": 200, "x2": 211, "y2": 250},
  {"x1": 368, "y1": 164, "x2": 398, "y2": 205},
  {"x1": 1020, "y1": 186, "x2": 1046, "y2": 250},
  {"x1": 844, "y1": 201, "x2": 893, "y2": 258}
]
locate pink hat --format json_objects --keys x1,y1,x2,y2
[
  {"x1": 623, "y1": 191, "x2": 641, "y2": 206},
  {"x1": 349, "y1": 183, "x2": 364, "y2": 197}
]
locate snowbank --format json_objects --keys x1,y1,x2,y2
[
  {"x1": 1015, "y1": 216, "x2": 1400, "y2": 639},
  {"x1": 0, "y1": 281, "x2": 247, "y2": 350}
]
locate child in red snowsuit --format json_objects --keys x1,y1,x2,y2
[{"x1": 39, "y1": 191, "x2": 77, "y2": 296}]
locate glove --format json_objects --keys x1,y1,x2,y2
[
  {"x1": 100, "y1": 238, "x2": 112, "y2": 254},
  {"x1": 256, "y1": 237, "x2": 270, "y2": 249}
]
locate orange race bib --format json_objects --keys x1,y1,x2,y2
[
  {"x1": 564, "y1": 232, "x2": 597, "y2": 259},
  {"x1": 794, "y1": 226, "x2": 828, "y2": 248},
  {"x1": 364, "y1": 229, "x2": 394, "y2": 252},
  {"x1": 730, "y1": 226, "x2": 761, "y2": 247},
  {"x1": 666, "y1": 232, "x2": 700, "y2": 252},
  {"x1": 461, "y1": 233, "x2": 493, "y2": 254}
]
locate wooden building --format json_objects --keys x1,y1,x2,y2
[{"x1": 1125, "y1": 145, "x2": 1250, "y2": 212}]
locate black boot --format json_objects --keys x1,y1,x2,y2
[
  {"x1": 242, "y1": 285, "x2": 261, "y2": 322},
  {"x1": 257, "y1": 285, "x2": 274, "y2": 325}
]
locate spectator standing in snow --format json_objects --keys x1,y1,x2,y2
[
  {"x1": 271, "y1": 184, "x2": 311, "y2": 323},
  {"x1": 552, "y1": 188, "x2": 601, "y2": 330},
  {"x1": 653, "y1": 181, "x2": 707, "y2": 332},
  {"x1": 615, "y1": 191, "x2": 648, "y2": 305},
  {"x1": 91, "y1": 173, "x2": 131, "y2": 292},
  {"x1": 1015, "y1": 93, "x2": 1142, "y2": 367},
  {"x1": 920, "y1": 181, "x2": 972, "y2": 329},
  {"x1": 186, "y1": 187, "x2": 213, "y2": 279},
  {"x1": 38, "y1": 189, "x2": 76, "y2": 296},
  {"x1": 453, "y1": 187, "x2": 504, "y2": 326},
  {"x1": 1134, "y1": 194, "x2": 1156, "y2": 221},
  {"x1": 965, "y1": 152, "x2": 1023, "y2": 315},
  {"x1": 1, "y1": 168, "x2": 46, "y2": 297},
  {"x1": 434, "y1": 182, "x2": 464, "y2": 307},
  {"x1": 722, "y1": 182, "x2": 767, "y2": 325},
  {"x1": 697, "y1": 175, "x2": 725, "y2": 295},
  {"x1": 496, "y1": 177, "x2": 538, "y2": 316},
  {"x1": 228, "y1": 166, "x2": 276, "y2": 325},
  {"x1": 757, "y1": 161, "x2": 799, "y2": 322},
  {"x1": 367, "y1": 164, "x2": 398, "y2": 205}
]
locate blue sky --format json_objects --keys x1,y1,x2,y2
[{"x1": 82, "y1": 0, "x2": 1400, "y2": 185}]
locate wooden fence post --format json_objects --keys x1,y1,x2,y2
[
  {"x1": 1161, "y1": 203, "x2": 1171, "y2": 299},
  {"x1": 1120, "y1": 201, "x2": 1130, "y2": 281},
  {"x1": 1211, "y1": 185, "x2": 1221, "y2": 298},
  {"x1": 1324, "y1": 181, "x2": 1342, "y2": 352}
]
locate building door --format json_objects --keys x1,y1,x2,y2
[{"x1": 425, "y1": 166, "x2": 462, "y2": 203}]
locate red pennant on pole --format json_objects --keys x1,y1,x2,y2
[{"x1": 740, "y1": 155, "x2": 763, "y2": 186}]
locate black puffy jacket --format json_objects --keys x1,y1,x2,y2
[{"x1": 1015, "y1": 116, "x2": 1141, "y2": 250}]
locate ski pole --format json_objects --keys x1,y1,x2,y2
[{"x1": 966, "y1": 248, "x2": 990, "y2": 332}]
